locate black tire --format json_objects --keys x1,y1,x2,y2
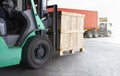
[
  {"x1": 86, "y1": 31, "x2": 93, "y2": 38},
  {"x1": 22, "y1": 35, "x2": 52, "y2": 69},
  {"x1": 106, "y1": 31, "x2": 111, "y2": 37},
  {"x1": 93, "y1": 31, "x2": 99, "y2": 38}
]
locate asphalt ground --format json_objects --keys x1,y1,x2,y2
[{"x1": 0, "y1": 37, "x2": 120, "y2": 76}]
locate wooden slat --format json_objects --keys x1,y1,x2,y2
[
  {"x1": 58, "y1": 11, "x2": 85, "y2": 56},
  {"x1": 49, "y1": 11, "x2": 85, "y2": 56}
]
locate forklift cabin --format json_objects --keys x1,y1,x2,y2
[
  {"x1": 0, "y1": 0, "x2": 57, "y2": 69},
  {"x1": 0, "y1": 0, "x2": 36, "y2": 46}
]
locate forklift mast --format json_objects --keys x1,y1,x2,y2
[
  {"x1": 22, "y1": 0, "x2": 58, "y2": 51},
  {"x1": 38, "y1": 0, "x2": 47, "y2": 18},
  {"x1": 22, "y1": 0, "x2": 47, "y2": 18},
  {"x1": 30, "y1": 0, "x2": 46, "y2": 29}
]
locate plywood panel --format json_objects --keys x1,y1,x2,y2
[
  {"x1": 58, "y1": 11, "x2": 85, "y2": 55},
  {"x1": 60, "y1": 33, "x2": 71, "y2": 50},
  {"x1": 48, "y1": 11, "x2": 85, "y2": 55}
]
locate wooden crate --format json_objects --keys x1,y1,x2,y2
[{"x1": 49, "y1": 11, "x2": 85, "y2": 56}]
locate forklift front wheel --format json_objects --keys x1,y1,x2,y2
[{"x1": 22, "y1": 36, "x2": 52, "y2": 69}]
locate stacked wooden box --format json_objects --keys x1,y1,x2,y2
[{"x1": 49, "y1": 8, "x2": 85, "y2": 56}]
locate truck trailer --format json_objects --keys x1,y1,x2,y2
[{"x1": 56, "y1": 8, "x2": 112, "y2": 38}]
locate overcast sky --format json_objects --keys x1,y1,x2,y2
[
  {"x1": 48, "y1": 0, "x2": 119, "y2": 17},
  {"x1": 48, "y1": 0, "x2": 120, "y2": 37}
]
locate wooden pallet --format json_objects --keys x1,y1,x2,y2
[{"x1": 58, "y1": 48, "x2": 84, "y2": 56}]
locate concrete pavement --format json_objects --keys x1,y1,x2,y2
[{"x1": 0, "y1": 38, "x2": 120, "y2": 76}]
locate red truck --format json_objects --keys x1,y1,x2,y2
[{"x1": 56, "y1": 8, "x2": 112, "y2": 38}]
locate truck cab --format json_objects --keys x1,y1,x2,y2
[{"x1": 98, "y1": 17, "x2": 112, "y2": 37}]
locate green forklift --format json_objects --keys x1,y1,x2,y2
[{"x1": 0, "y1": 0, "x2": 57, "y2": 69}]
